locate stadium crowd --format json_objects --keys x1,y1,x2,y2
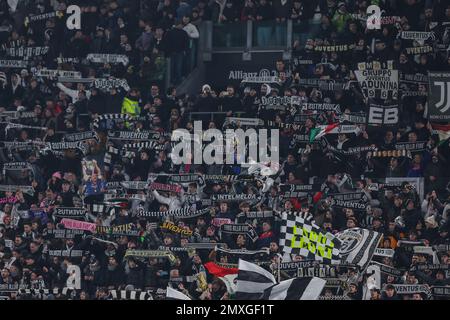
[{"x1": 0, "y1": 0, "x2": 450, "y2": 300}]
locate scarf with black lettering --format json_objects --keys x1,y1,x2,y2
[
  {"x1": 63, "y1": 131, "x2": 99, "y2": 143},
  {"x1": 47, "y1": 250, "x2": 85, "y2": 257},
  {"x1": 53, "y1": 207, "x2": 87, "y2": 219},
  {"x1": 370, "y1": 261, "x2": 403, "y2": 278},
  {"x1": 4, "y1": 47, "x2": 50, "y2": 59},
  {"x1": 24, "y1": 11, "x2": 63, "y2": 25},
  {"x1": 5, "y1": 122, "x2": 47, "y2": 134},
  {"x1": 372, "y1": 149, "x2": 410, "y2": 158},
  {"x1": 161, "y1": 221, "x2": 193, "y2": 236},
  {"x1": 244, "y1": 210, "x2": 274, "y2": 218},
  {"x1": 107, "y1": 130, "x2": 161, "y2": 141},
  {"x1": 215, "y1": 246, "x2": 269, "y2": 256},
  {"x1": 313, "y1": 44, "x2": 355, "y2": 52},
  {"x1": 149, "y1": 182, "x2": 182, "y2": 193},
  {"x1": 211, "y1": 194, "x2": 262, "y2": 202},
  {"x1": 2, "y1": 162, "x2": 32, "y2": 175},
  {"x1": 296, "y1": 78, "x2": 350, "y2": 91},
  {"x1": 395, "y1": 141, "x2": 428, "y2": 152},
  {"x1": 338, "y1": 113, "x2": 367, "y2": 124},
  {"x1": 94, "y1": 78, "x2": 130, "y2": 92},
  {"x1": 0, "y1": 60, "x2": 28, "y2": 68},
  {"x1": 328, "y1": 145, "x2": 378, "y2": 156},
  {"x1": 136, "y1": 207, "x2": 209, "y2": 219},
  {"x1": 93, "y1": 114, "x2": 133, "y2": 129},
  {"x1": 124, "y1": 250, "x2": 175, "y2": 260},
  {"x1": 56, "y1": 57, "x2": 80, "y2": 64},
  {"x1": 43, "y1": 228, "x2": 85, "y2": 239},
  {"x1": 96, "y1": 223, "x2": 140, "y2": 237},
  {"x1": 399, "y1": 31, "x2": 436, "y2": 41},
  {"x1": 405, "y1": 46, "x2": 433, "y2": 55},
  {"x1": 86, "y1": 54, "x2": 129, "y2": 66},
  {"x1": 219, "y1": 223, "x2": 258, "y2": 242},
  {"x1": 224, "y1": 117, "x2": 264, "y2": 127},
  {"x1": 120, "y1": 181, "x2": 148, "y2": 190},
  {"x1": 35, "y1": 69, "x2": 81, "y2": 79},
  {"x1": 0, "y1": 184, "x2": 34, "y2": 195},
  {"x1": 300, "y1": 103, "x2": 342, "y2": 114}
]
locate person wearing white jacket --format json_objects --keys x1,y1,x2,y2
[
  {"x1": 57, "y1": 82, "x2": 91, "y2": 103},
  {"x1": 152, "y1": 189, "x2": 184, "y2": 211},
  {"x1": 182, "y1": 16, "x2": 199, "y2": 39}
]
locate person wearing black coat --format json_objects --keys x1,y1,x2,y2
[
  {"x1": 104, "y1": 256, "x2": 125, "y2": 289},
  {"x1": 106, "y1": 88, "x2": 124, "y2": 115},
  {"x1": 87, "y1": 88, "x2": 106, "y2": 116},
  {"x1": 164, "y1": 23, "x2": 190, "y2": 85},
  {"x1": 125, "y1": 258, "x2": 144, "y2": 289}
]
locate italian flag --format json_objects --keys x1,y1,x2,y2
[
  {"x1": 309, "y1": 123, "x2": 340, "y2": 142},
  {"x1": 204, "y1": 262, "x2": 239, "y2": 294},
  {"x1": 431, "y1": 123, "x2": 450, "y2": 145}
]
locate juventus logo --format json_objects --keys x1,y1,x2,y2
[{"x1": 434, "y1": 81, "x2": 450, "y2": 113}]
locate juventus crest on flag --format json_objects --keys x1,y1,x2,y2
[
  {"x1": 428, "y1": 72, "x2": 450, "y2": 121},
  {"x1": 279, "y1": 212, "x2": 341, "y2": 264}
]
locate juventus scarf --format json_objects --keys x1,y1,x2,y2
[
  {"x1": 149, "y1": 182, "x2": 182, "y2": 193},
  {"x1": 405, "y1": 46, "x2": 433, "y2": 55},
  {"x1": 120, "y1": 181, "x2": 148, "y2": 190},
  {"x1": 47, "y1": 250, "x2": 84, "y2": 257},
  {"x1": 136, "y1": 207, "x2": 209, "y2": 219},
  {"x1": 0, "y1": 185, "x2": 34, "y2": 195},
  {"x1": 431, "y1": 286, "x2": 450, "y2": 297},
  {"x1": 296, "y1": 78, "x2": 350, "y2": 91},
  {"x1": 395, "y1": 141, "x2": 427, "y2": 152},
  {"x1": 300, "y1": 103, "x2": 342, "y2": 114},
  {"x1": 211, "y1": 194, "x2": 262, "y2": 202},
  {"x1": 219, "y1": 223, "x2": 259, "y2": 242},
  {"x1": 328, "y1": 145, "x2": 377, "y2": 156},
  {"x1": 245, "y1": 211, "x2": 274, "y2": 218},
  {"x1": 35, "y1": 69, "x2": 81, "y2": 79},
  {"x1": 330, "y1": 199, "x2": 367, "y2": 209},
  {"x1": 215, "y1": 246, "x2": 269, "y2": 256},
  {"x1": 389, "y1": 284, "x2": 431, "y2": 296},
  {"x1": 329, "y1": 192, "x2": 367, "y2": 202},
  {"x1": 0, "y1": 60, "x2": 28, "y2": 68},
  {"x1": 410, "y1": 264, "x2": 450, "y2": 272},
  {"x1": 399, "y1": 31, "x2": 436, "y2": 41},
  {"x1": 313, "y1": 44, "x2": 355, "y2": 52},
  {"x1": 225, "y1": 117, "x2": 264, "y2": 127},
  {"x1": 4, "y1": 47, "x2": 50, "y2": 58},
  {"x1": 107, "y1": 131, "x2": 161, "y2": 141},
  {"x1": 297, "y1": 264, "x2": 338, "y2": 278},
  {"x1": 56, "y1": 57, "x2": 80, "y2": 64},
  {"x1": 63, "y1": 131, "x2": 99, "y2": 143},
  {"x1": 53, "y1": 207, "x2": 86, "y2": 219},
  {"x1": 124, "y1": 250, "x2": 176, "y2": 262},
  {"x1": 2, "y1": 162, "x2": 31, "y2": 174},
  {"x1": 93, "y1": 114, "x2": 133, "y2": 129},
  {"x1": 43, "y1": 228, "x2": 85, "y2": 239},
  {"x1": 86, "y1": 54, "x2": 129, "y2": 66},
  {"x1": 166, "y1": 173, "x2": 203, "y2": 184},
  {"x1": 372, "y1": 149, "x2": 410, "y2": 158},
  {"x1": 161, "y1": 221, "x2": 193, "y2": 236},
  {"x1": 0, "y1": 196, "x2": 18, "y2": 204},
  {"x1": 96, "y1": 223, "x2": 140, "y2": 237},
  {"x1": 279, "y1": 184, "x2": 322, "y2": 193},
  {"x1": 94, "y1": 78, "x2": 130, "y2": 92},
  {"x1": 338, "y1": 113, "x2": 368, "y2": 124},
  {"x1": 279, "y1": 261, "x2": 318, "y2": 270},
  {"x1": 370, "y1": 261, "x2": 403, "y2": 277},
  {"x1": 25, "y1": 11, "x2": 63, "y2": 24},
  {"x1": 123, "y1": 141, "x2": 164, "y2": 150}
]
